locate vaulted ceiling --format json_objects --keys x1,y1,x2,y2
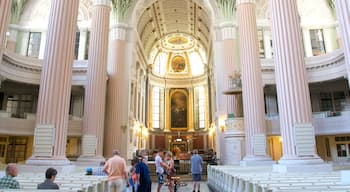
[{"x1": 137, "y1": 0, "x2": 211, "y2": 58}]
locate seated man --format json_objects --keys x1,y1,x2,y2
[
  {"x1": 0, "y1": 163, "x2": 20, "y2": 189},
  {"x1": 37, "y1": 167, "x2": 59, "y2": 189}
]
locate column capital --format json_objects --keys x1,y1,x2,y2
[
  {"x1": 94, "y1": 0, "x2": 110, "y2": 6},
  {"x1": 219, "y1": 22, "x2": 237, "y2": 40},
  {"x1": 236, "y1": 0, "x2": 256, "y2": 6},
  {"x1": 110, "y1": 23, "x2": 128, "y2": 40}
]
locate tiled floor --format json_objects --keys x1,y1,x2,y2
[{"x1": 151, "y1": 181, "x2": 212, "y2": 192}]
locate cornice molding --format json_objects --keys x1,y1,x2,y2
[
  {"x1": 1, "y1": 51, "x2": 87, "y2": 85},
  {"x1": 0, "y1": 49, "x2": 346, "y2": 86}
]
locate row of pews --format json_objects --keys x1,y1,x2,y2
[
  {"x1": 207, "y1": 165, "x2": 350, "y2": 192},
  {"x1": 0, "y1": 173, "x2": 107, "y2": 192}
]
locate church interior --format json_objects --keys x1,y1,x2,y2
[{"x1": 1, "y1": 0, "x2": 350, "y2": 191}]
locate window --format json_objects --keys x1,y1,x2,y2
[
  {"x1": 189, "y1": 51, "x2": 204, "y2": 76},
  {"x1": 257, "y1": 29, "x2": 265, "y2": 58},
  {"x1": 27, "y1": 32, "x2": 41, "y2": 58},
  {"x1": 153, "y1": 52, "x2": 167, "y2": 76},
  {"x1": 320, "y1": 91, "x2": 346, "y2": 112},
  {"x1": 6, "y1": 95, "x2": 34, "y2": 118},
  {"x1": 74, "y1": 31, "x2": 80, "y2": 60},
  {"x1": 337, "y1": 144, "x2": 347, "y2": 157},
  {"x1": 310, "y1": 29, "x2": 326, "y2": 56},
  {"x1": 84, "y1": 31, "x2": 90, "y2": 60},
  {"x1": 194, "y1": 86, "x2": 206, "y2": 129}
]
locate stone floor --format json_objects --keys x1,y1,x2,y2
[{"x1": 151, "y1": 181, "x2": 212, "y2": 192}]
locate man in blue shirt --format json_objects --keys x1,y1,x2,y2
[
  {"x1": 190, "y1": 149, "x2": 202, "y2": 192},
  {"x1": 0, "y1": 164, "x2": 20, "y2": 189}
]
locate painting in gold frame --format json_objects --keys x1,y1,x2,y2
[{"x1": 170, "y1": 90, "x2": 187, "y2": 129}]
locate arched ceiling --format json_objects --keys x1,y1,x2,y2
[{"x1": 137, "y1": 0, "x2": 211, "y2": 58}]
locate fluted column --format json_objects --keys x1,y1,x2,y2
[
  {"x1": 104, "y1": 24, "x2": 129, "y2": 158},
  {"x1": 79, "y1": 0, "x2": 110, "y2": 162},
  {"x1": 27, "y1": 0, "x2": 79, "y2": 165},
  {"x1": 335, "y1": 0, "x2": 350, "y2": 85},
  {"x1": 237, "y1": 0, "x2": 271, "y2": 163},
  {"x1": 270, "y1": 0, "x2": 322, "y2": 164},
  {"x1": 0, "y1": 0, "x2": 11, "y2": 59}
]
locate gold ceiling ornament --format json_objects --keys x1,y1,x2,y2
[
  {"x1": 168, "y1": 36, "x2": 189, "y2": 45},
  {"x1": 111, "y1": 0, "x2": 134, "y2": 22},
  {"x1": 161, "y1": 33, "x2": 195, "y2": 51},
  {"x1": 216, "y1": 0, "x2": 236, "y2": 21}
]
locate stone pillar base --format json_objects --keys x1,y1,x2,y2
[
  {"x1": 273, "y1": 157, "x2": 333, "y2": 172},
  {"x1": 76, "y1": 155, "x2": 106, "y2": 166},
  {"x1": 240, "y1": 156, "x2": 275, "y2": 166},
  {"x1": 26, "y1": 156, "x2": 71, "y2": 166}
]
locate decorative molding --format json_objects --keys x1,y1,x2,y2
[
  {"x1": 110, "y1": 24, "x2": 127, "y2": 40},
  {"x1": 33, "y1": 124, "x2": 55, "y2": 157},
  {"x1": 1, "y1": 51, "x2": 87, "y2": 85},
  {"x1": 236, "y1": 0, "x2": 255, "y2": 6},
  {"x1": 294, "y1": 123, "x2": 316, "y2": 157},
  {"x1": 94, "y1": 0, "x2": 110, "y2": 6},
  {"x1": 220, "y1": 24, "x2": 237, "y2": 40},
  {"x1": 252, "y1": 134, "x2": 266, "y2": 156}
]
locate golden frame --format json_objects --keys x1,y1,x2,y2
[{"x1": 169, "y1": 89, "x2": 189, "y2": 131}]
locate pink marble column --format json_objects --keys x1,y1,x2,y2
[
  {"x1": 335, "y1": 0, "x2": 350, "y2": 85},
  {"x1": 0, "y1": 0, "x2": 11, "y2": 59},
  {"x1": 27, "y1": 0, "x2": 79, "y2": 165},
  {"x1": 104, "y1": 24, "x2": 129, "y2": 158},
  {"x1": 270, "y1": 0, "x2": 320, "y2": 162},
  {"x1": 237, "y1": 0, "x2": 270, "y2": 162},
  {"x1": 79, "y1": 0, "x2": 110, "y2": 162}
]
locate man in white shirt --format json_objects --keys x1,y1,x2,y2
[{"x1": 155, "y1": 149, "x2": 169, "y2": 192}]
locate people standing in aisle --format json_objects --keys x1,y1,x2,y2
[
  {"x1": 37, "y1": 167, "x2": 59, "y2": 189},
  {"x1": 165, "y1": 151, "x2": 176, "y2": 192},
  {"x1": 135, "y1": 155, "x2": 151, "y2": 192},
  {"x1": 190, "y1": 149, "x2": 203, "y2": 192},
  {"x1": 104, "y1": 149, "x2": 129, "y2": 192},
  {"x1": 0, "y1": 164, "x2": 20, "y2": 189},
  {"x1": 155, "y1": 149, "x2": 169, "y2": 192}
]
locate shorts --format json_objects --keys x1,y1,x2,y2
[
  {"x1": 157, "y1": 172, "x2": 164, "y2": 184},
  {"x1": 192, "y1": 174, "x2": 201, "y2": 181}
]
